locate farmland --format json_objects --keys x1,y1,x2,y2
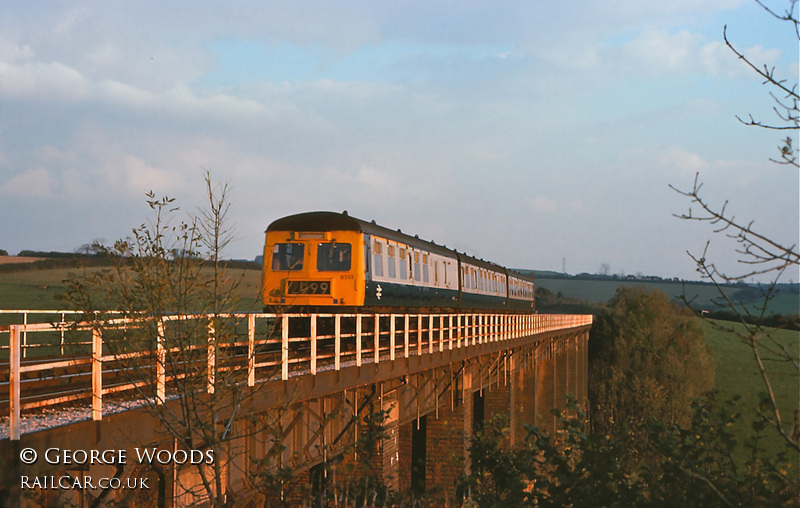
[
  {"x1": 702, "y1": 320, "x2": 799, "y2": 463},
  {"x1": 0, "y1": 263, "x2": 264, "y2": 312}
]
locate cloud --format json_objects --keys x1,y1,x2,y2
[
  {"x1": 529, "y1": 196, "x2": 558, "y2": 213},
  {"x1": 659, "y1": 146, "x2": 711, "y2": 177},
  {"x1": 0, "y1": 60, "x2": 90, "y2": 101},
  {"x1": 617, "y1": 28, "x2": 780, "y2": 78},
  {"x1": 0, "y1": 167, "x2": 54, "y2": 198},
  {"x1": 120, "y1": 156, "x2": 177, "y2": 195}
]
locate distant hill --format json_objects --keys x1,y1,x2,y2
[{"x1": 523, "y1": 269, "x2": 798, "y2": 326}]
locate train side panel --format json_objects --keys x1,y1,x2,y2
[
  {"x1": 507, "y1": 274, "x2": 536, "y2": 311},
  {"x1": 363, "y1": 233, "x2": 459, "y2": 309},
  {"x1": 458, "y1": 259, "x2": 508, "y2": 311}
]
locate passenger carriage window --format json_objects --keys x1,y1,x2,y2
[
  {"x1": 272, "y1": 243, "x2": 304, "y2": 271},
  {"x1": 398, "y1": 248, "x2": 407, "y2": 280},
  {"x1": 413, "y1": 252, "x2": 421, "y2": 281},
  {"x1": 317, "y1": 242, "x2": 352, "y2": 271},
  {"x1": 372, "y1": 241, "x2": 383, "y2": 277},
  {"x1": 387, "y1": 245, "x2": 396, "y2": 278}
]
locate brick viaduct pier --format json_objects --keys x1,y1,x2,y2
[{"x1": 1, "y1": 311, "x2": 591, "y2": 506}]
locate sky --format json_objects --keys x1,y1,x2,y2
[{"x1": 0, "y1": 0, "x2": 797, "y2": 282}]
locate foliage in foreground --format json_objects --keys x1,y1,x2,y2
[{"x1": 459, "y1": 399, "x2": 799, "y2": 508}]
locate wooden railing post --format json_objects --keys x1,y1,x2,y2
[
  {"x1": 448, "y1": 315, "x2": 453, "y2": 350},
  {"x1": 457, "y1": 314, "x2": 462, "y2": 348},
  {"x1": 390, "y1": 315, "x2": 396, "y2": 361},
  {"x1": 248, "y1": 314, "x2": 256, "y2": 386},
  {"x1": 92, "y1": 327, "x2": 103, "y2": 421},
  {"x1": 374, "y1": 315, "x2": 380, "y2": 364},
  {"x1": 207, "y1": 320, "x2": 215, "y2": 394},
  {"x1": 60, "y1": 311, "x2": 66, "y2": 355},
  {"x1": 335, "y1": 315, "x2": 342, "y2": 371},
  {"x1": 310, "y1": 314, "x2": 318, "y2": 375},
  {"x1": 22, "y1": 312, "x2": 28, "y2": 359},
  {"x1": 428, "y1": 315, "x2": 434, "y2": 355},
  {"x1": 438, "y1": 315, "x2": 444, "y2": 352},
  {"x1": 10, "y1": 325, "x2": 20, "y2": 440},
  {"x1": 157, "y1": 319, "x2": 165, "y2": 404},
  {"x1": 356, "y1": 314, "x2": 362, "y2": 367},
  {"x1": 404, "y1": 314, "x2": 410, "y2": 358},
  {"x1": 417, "y1": 314, "x2": 423, "y2": 356},
  {"x1": 282, "y1": 315, "x2": 289, "y2": 380}
]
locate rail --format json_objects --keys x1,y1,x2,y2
[{"x1": 1, "y1": 311, "x2": 592, "y2": 440}]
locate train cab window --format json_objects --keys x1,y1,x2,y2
[
  {"x1": 317, "y1": 242, "x2": 352, "y2": 271},
  {"x1": 272, "y1": 243, "x2": 304, "y2": 271}
]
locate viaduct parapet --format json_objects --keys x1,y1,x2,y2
[{"x1": 1, "y1": 311, "x2": 591, "y2": 506}]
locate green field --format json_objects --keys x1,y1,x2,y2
[
  {"x1": 0, "y1": 266, "x2": 264, "y2": 312},
  {"x1": 702, "y1": 319, "x2": 799, "y2": 463}
]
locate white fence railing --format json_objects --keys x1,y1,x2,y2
[{"x1": 1, "y1": 311, "x2": 592, "y2": 440}]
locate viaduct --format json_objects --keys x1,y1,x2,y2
[{"x1": 1, "y1": 311, "x2": 592, "y2": 506}]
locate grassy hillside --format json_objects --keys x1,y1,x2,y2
[
  {"x1": 702, "y1": 319, "x2": 799, "y2": 463},
  {"x1": 0, "y1": 264, "x2": 264, "y2": 311}
]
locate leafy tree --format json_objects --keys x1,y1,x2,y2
[
  {"x1": 60, "y1": 172, "x2": 279, "y2": 507},
  {"x1": 460, "y1": 399, "x2": 798, "y2": 507},
  {"x1": 590, "y1": 287, "x2": 715, "y2": 439}
]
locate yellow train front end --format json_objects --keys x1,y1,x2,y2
[{"x1": 262, "y1": 227, "x2": 365, "y2": 311}]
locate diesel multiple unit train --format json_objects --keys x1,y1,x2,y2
[{"x1": 262, "y1": 211, "x2": 535, "y2": 313}]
